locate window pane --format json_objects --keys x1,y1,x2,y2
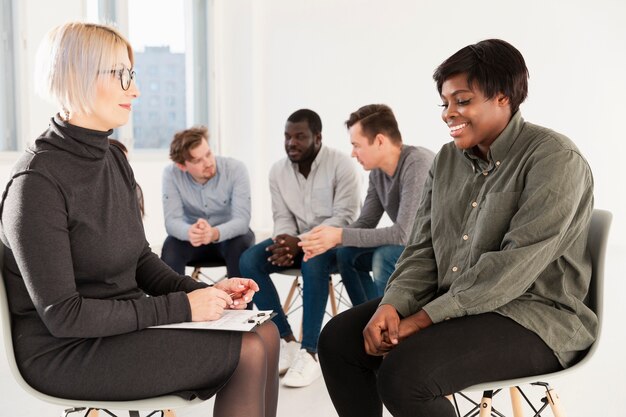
[
  {"x1": 128, "y1": 0, "x2": 186, "y2": 149},
  {"x1": 0, "y1": 0, "x2": 18, "y2": 151}
]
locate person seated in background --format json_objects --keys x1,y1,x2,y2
[
  {"x1": 160, "y1": 126, "x2": 255, "y2": 280},
  {"x1": 318, "y1": 39, "x2": 596, "y2": 417},
  {"x1": 0, "y1": 21, "x2": 278, "y2": 417},
  {"x1": 109, "y1": 138, "x2": 145, "y2": 218},
  {"x1": 239, "y1": 109, "x2": 361, "y2": 388},
  {"x1": 299, "y1": 104, "x2": 434, "y2": 305}
]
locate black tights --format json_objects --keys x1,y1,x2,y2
[
  {"x1": 318, "y1": 298, "x2": 562, "y2": 417},
  {"x1": 214, "y1": 321, "x2": 280, "y2": 417}
]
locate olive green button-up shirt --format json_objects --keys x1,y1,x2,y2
[{"x1": 381, "y1": 111, "x2": 595, "y2": 367}]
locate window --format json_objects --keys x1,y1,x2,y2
[
  {"x1": 0, "y1": 0, "x2": 18, "y2": 151},
  {"x1": 128, "y1": 0, "x2": 187, "y2": 149},
  {"x1": 90, "y1": 0, "x2": 210, "y2": 150}
]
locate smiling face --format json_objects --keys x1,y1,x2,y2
[
  {"x1": 440, "y1": 73, "x2": 511, "y2": 159},
  {"x1": 72, "y1": 48, "x2": 140, "y2": 131},
  {"x1": 284, "y1": 120, "x2": 321, "y2": 164},
  {"x1": 177, "y1": 138, "x2": 217, "y2": 184}
]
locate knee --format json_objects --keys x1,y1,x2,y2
[
  {"x1": 335, "y1": 246, "x2": 355, "y2": 267},
  {"x1": 318, "y1": 316, "x2": 347, "y2": 372},
  {"x1": 335, "y1": 246, "x2": 348, "y2": 262},
  {"x1": 377, "y1": 351, "x2": 436, "y2": 411},
  {"x1": 257, "y1": 321, "x2": 280, "y2": 347},
  {"x1": 240, "y1": 332, "x2": 267, "y2": 367},
  {"x1": 229, "y1": 233, "x2": 255, "y2": 254},
  {"x1": 239, "y1": 243, "x2": 266, "y2": 273},
  {"x1": 373, "y1": 246, "x2": 402, "y2": 275},
  {"x1": 318, "y1": 316, "x2": 341, "y2": 357},
  {"x1": 301, "y1": 256, "x2": 332, "y2": 278},
  {"x1": 318, "y1": 313, "x2": 360, "y2": 361},
  {"x1": 372, "y1": 246, "x2": 399, "y2": 265},
  {"x1": 161, "y1": 236, "x2": 181, "y2": 258}
]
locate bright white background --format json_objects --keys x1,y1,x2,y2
[{"x1": 1, "y1": 0, "x2": 624, "y2": 415}]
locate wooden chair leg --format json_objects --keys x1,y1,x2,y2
[
  {"x1": 510, "y1": 386, "x2": 525, "y2": 417},
  {"x1": 328, "y1": 280, "x2": 338, "y2": 316},
  {"x1": 545, "y1": 387, "x2": 565, "y2": 417},
  {"x1": 282, "y1": 277, "x2": 300, "y2": 314},
  {"x1": 478, "y1": 390, "x2": 493, "y2": 417}
]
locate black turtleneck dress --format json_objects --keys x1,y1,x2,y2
[{"x1": 0, "y1": 115, "x2": 241, "y2": 401}]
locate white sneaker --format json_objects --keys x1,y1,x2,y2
[
  {"x1": 279, "y1": 340, "x2": 301, "y2": 375},
  {"x1": 282, "y1": 349, "x2": 322, "y2": 387}
]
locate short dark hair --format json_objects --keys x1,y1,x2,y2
[
  {"x1": 286, "y1": 109, "x2": 322, "y2": 135},
  {"x1": 345, "y1": 104, "x2": 402, "y2": 145},
  {"x1": 169, "y1": 126, "x2": 208, "y2": 164},
  {"x1": 433, "y1": 39, "x2": 529, "y2": 114}
]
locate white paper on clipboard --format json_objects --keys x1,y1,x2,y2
[{"x1": 149, "y1": 310, "x2": 274, "y2": 332}]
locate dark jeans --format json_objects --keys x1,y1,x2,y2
[
  {"x1": 318, "y1": 298, "x2": 562, "y2": 417},
  {"x1": 336, "y1": 245, "x2": 404, "y2": 305},
  {"x1": 161, "y1": 229, "x2": 255, "y2": 277},
  {"x1": 239, "y1": 238, "x2": 337, "y2": 353}
]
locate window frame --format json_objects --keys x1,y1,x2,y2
[
  {"x1": 94, "y1": 0, "x2": 212, "y2": 151},
  {"x1": 0, "y1": 0, "x2": 19, "y2": 151}
]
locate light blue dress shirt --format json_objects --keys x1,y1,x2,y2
[{"x1": 162, "y1": 156, "x2": 251, "y2": 243}]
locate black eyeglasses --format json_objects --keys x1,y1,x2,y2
[{"x1": 101, "y1": 68, "x2": 136, "y2": 91}]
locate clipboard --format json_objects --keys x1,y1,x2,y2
[{"x1": 149, "y1": 310, "x2": 274, "y2": 332}]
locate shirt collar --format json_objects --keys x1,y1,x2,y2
[
  {"x1": 463, "y1": 111, "x2": 525, "y2": 172},
  {"x1": 290, "y1": 144, "x2": 326, "y2": 173}
]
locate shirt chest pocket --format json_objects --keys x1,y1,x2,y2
[
  {"x1": 204, "y1": 191, "x2": 230, "y2": 210},
  {"x1": 311, "y1": 186, "x2": 334, "y2": 217},
  {"x1": 473, "y1": 191, "x2": 521, "y2": 251}
]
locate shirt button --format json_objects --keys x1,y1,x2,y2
[
  {"x1": 471, "y1": 201, "x2": 478, "y2": 208},
  {"x1": 482, "y1": 171, "x2": 488, "y2": 176},
  {"x1": 495, "y1": 161, "x2": 501, "y2": 166},
  {"x1": 462, "y1": 234, "x2": 469, "y2": 241},
  {"x1": 452, "y1": 266, "x2": 458, "y2": 272}
]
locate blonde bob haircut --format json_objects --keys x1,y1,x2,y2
[{"x1": 35, "y1": 22, "x2": 134, "y2": 117}]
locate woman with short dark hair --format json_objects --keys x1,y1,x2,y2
[{"x1": 318, "y1": 39, "x2": 595, "y2": 417}]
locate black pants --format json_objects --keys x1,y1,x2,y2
[
  {"x1": 318, "y1": 298, "x2": 562, "y2": 417},
  {"x1": 161, "y1": 229, "x2": 255, "y2": 277}
]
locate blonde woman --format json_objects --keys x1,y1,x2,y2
[{"x1": 0, "y1": 22, "x2": 279, "y2": 417}]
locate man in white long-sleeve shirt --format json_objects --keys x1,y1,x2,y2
[
  {"x1": 239, "y1": 109, "x2": 361, "y2": 388},
  {"x1": 300, "y1": 104, "x2": 434, "y2": 305},
  {"x1": 161, "y1": 126, "x2": 254, "y2": 278}
]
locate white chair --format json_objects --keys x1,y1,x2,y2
[
  {"x1": 0, "y1": 244, "x2": 205, "y2": 417},
  {"x1": 279, "y1": 268, "x2": 351, "y2": 318},
  {"x1": 452, "y1": 208, "x2": 612, "y2": 417},
  {"x1": 277, "y1": 268, "x2": 351, "y2": 341},
  {"x1": 187, "y1": 259, "x2": 228, "y2": 284}
]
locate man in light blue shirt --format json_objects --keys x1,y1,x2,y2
[{"x1": 161, "y1": 126, "x2": 254, "y2": 279}]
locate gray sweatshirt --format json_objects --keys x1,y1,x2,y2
[{"x1": 342, "y1": 145, "x2": 434, "y2": 247}]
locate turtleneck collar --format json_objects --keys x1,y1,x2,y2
[{"x1": 40, "y1": 114, "x2": 114, "y2": 160}]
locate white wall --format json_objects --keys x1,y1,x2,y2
[
  {"x1": 212, "y1": 0, "x2": 625, "y2": 243},
  {"x1": 2, "y1": 0, "x2": 625, "y2": 414},
  {"x1": 210, "y1": 2, "x2": 626, "y2": 415}
]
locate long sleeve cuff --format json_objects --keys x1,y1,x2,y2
[
  {"x1": 422, "y1": 293, "x2": 464, "y2": 323},
  {"x1": 380, "y1": 287, "x2": 420, "y2": 318}
]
